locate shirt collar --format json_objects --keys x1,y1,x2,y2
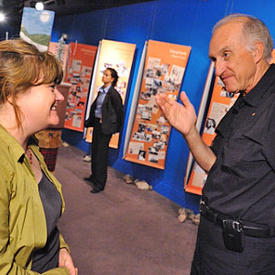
[
  {"x1": 0, "y1": 124, "x2": 38, "y2": 164},
  {"x1": 99, "y1": 85, "x2": 111, "y2": 94},
  {"x1": 242, "y1": 64, "x2": 275, "y2": 107},
  {"x1": 0, "y1": 124, "x2": 25, "y2": 163}
]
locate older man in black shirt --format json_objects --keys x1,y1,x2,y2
[{"x1": 157, "y1": 14, "x2": 275, "y2": 274}]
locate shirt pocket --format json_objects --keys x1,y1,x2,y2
[{"x1": 222, "y1": 128, "x2": 265, "y2": 169}]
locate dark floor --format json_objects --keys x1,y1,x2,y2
[{"x1": 55, "y1": 145, "x2": 197, "y2": 275}]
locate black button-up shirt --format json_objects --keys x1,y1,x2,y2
[{"x1": 203, "y1": 64, "x2": 275, "y2": 226}]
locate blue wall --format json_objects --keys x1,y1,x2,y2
[{"x1": 52, "y1": 0, "x2": 275, "y2": 212}]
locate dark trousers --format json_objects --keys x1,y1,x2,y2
[
  {"x1": 191, "y1": 216, "x2": 275, "y2": 275},
  {"x1": 90, "y1": 119, "x2": 112, "y2": 191}
]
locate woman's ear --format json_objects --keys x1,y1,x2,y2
[
  {"x1": 7, "y1": 95, "x2": 13, "y2": 105},
  {"x1": 7, "y1": 94, "x2": 17, "y2": 106}
]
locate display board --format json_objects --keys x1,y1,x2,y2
[
  {"x1": 85, "y1": 39, "x2": 136, "y2": 148},
  {"x1": 64, "y1": 42, "x2": 97, "y2": 131},
  {"x1": 185, "y1": 76, "x2": 238, "y2": 194},
  {"x1": 48, "y1": 41, "x2": 69, "y2": 77},
  {"x1": 48, "y1": 43, "x2": 71, "y2": 128},
  {"x1": 123, "y1": 41, "x2": 147, "y2": 157},
  {"x1": 184, "y1": 62, "x2": 215, "y2": 186},
  {"x1": 124, "y1": 40, "x2": 191, "y2": 169}
]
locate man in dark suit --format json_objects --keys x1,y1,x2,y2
[{"x1": 84, "y1": 68, "x2": 124, "y2": 193}]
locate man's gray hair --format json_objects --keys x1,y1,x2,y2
[{"x1": 213, "y1": 13, "x2": 273, "y2": 62}]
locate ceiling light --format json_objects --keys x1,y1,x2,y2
[
  {"x1": 0, "y1": 12, "x2": 5, "y2": 22},
  {"x1": 35, "y1": 2, "x2": 44, "y2": 11}
]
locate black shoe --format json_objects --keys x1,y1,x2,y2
[
  {"x1": 90, "y1": 188, "x2": 102, "y2": 194},
  {"x1": 84, "y1": 175, "x2": 93, "y2": 182}
]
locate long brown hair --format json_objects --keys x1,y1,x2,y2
[{"x1": 0, "y1": 39, "x2": 63, "y2": 128}]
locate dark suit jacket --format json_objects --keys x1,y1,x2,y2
[{"x1": 85, "y1": 86, "x2": 124, "y2": 135}]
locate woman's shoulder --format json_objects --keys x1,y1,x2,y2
[
  {"x1": 109, "y1": 87, "x2": 122, "y2": 98},
  {"x1": 108, "y1": 86, "x2": 117, "y2": 93},
  {"x1": 0, "y1": 144, "x2": 15, "y2": 186},
  {"x1": 0, "y1": 131, "x2": 20, "y2": 168}
]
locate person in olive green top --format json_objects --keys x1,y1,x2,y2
[{"x1": 0, "y1": 39, "x2": 78, "y2": 274}]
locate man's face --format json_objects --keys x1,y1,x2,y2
[{"x1": 209, "y1": 21, "x2": 257, "y2": 93}]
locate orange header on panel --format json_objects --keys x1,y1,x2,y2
[{"x1": 125, "y1": 40, "x2": 191, "y2": 169}]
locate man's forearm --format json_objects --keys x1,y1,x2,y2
[{"x1": 184, "y1": 126, "x2": 216, "y2": 172}]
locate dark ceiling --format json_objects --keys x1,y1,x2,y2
[{"x1": 0, "y1": 0, "x2": 153, "y2": 30}]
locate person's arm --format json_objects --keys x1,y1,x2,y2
[
  {"x1": 263, "y1": 104, "x2": 275, "y2": 171},
  {"x1": 84, "y1": 100, "x2": 96, "y2": 128},
  {"x1": 59, "y1": 234, "x2": 70, "y2": 252},
  {"x1": 111, "y1": 90, "x2": 124, "y2": 131},
  {"x1": 0, "y1": 189, "x2": 69, "y2": 274},
  {"x1": 156, "y1": 91, "x2": 216, "y2": 172},
  {"x1": 0, "y1": 166, "x2": 69, "y2": 275},
  {"x1": 58, "y1": 248, "x2": 78, "y2": 275}
]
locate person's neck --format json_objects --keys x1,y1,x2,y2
[
  {"x1": 0, "y1": 105, "x2": 29, "y2": 151},
  {"x1": 103, "y1": 84, "x2": 111, "y2": 88},
  {"x1": 245, "y1": 61, "x2": 270, "y2": 94}
]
